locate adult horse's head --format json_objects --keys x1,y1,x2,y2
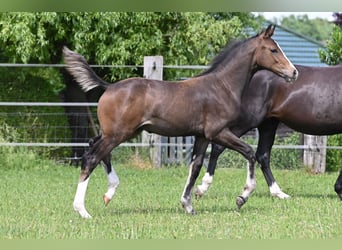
[{"x1": 254, "y1": 25, "x2": 298, "y2": 82}]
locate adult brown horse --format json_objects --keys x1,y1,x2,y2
[
  {"x1": 63, "y1": 25, "x2": 298, "y2": 218},
  {"x1": 195, "y1": 64, "x2": 342, "y2": 201}
]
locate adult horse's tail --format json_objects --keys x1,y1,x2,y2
[{"x1": 63, "y1": 46, "x2": 110, "y2": 92}]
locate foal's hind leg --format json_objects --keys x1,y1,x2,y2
[
  {"x1": 102, "y1": 153, "x2": 120, "y2": 206},
  {"x1": 73, "y1": 135, "x2": 117, "y2": 218},
  {"x1": 89, "y1": 135, "x2": 120, "y2": 205},
  {"x1": 181, "y1": 137, "x2": 209, "y2": 214}
]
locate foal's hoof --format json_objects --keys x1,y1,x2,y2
[
  {"x1": 236, "y1": 196, "x2": 247, "y2": 209},
  {"x1": 181, "y1": 204, "x2": 196, "y2": 215},
  {"x1": 181, "y1": 200, "x2": 196, "y2": 215},
  {"x1": 103, "y1": 195, "x2": 111, "y2": 206}
]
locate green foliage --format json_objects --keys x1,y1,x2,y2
[
  {"x1": 326, "y1": 134, "x2": 342, "y2": 172},
  {"x1": 0, "y1": 12, "x2": 263, "y2": 160},
  {"x1": 270, "y1": 133, "x2": 303, "y2": 169},
  {"x1": 0, "y1": 123, "x2": 55, "y2": 170},
  {"x1": 319, "y1": 25, "x2": 342, "y2": 65},
  {"x1": 278, "y1": 14, "x2": 334, "y2": 44},
  {"x1": 217, "y1": 133, "x2": 303, "y2": 170},
  {"x1": 274, "y1": 14, "x2": 334, "y2": 44},
  {"x1": 0, "y1": 68, "x2": 71, "y2": 158},
  {"x1": 0, "y1": 12, "x2": 259, "y2": 83}
]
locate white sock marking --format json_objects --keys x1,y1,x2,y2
[
  {"x1": 181, "y1": 161, "x2": 194, "y2": 213},
  {"x1": 73, "y1": 178, "x2": 92, "y2": 218},
  {"x1": 241, "y1": 162, "x2": 256, "y2": 199},
  {"x1": 269, "y1": 182, "x2": 291, "y2": 199},
  {"x1": 104, "y1": 165, "x2": 120, "y2": 200},
  {"x1": 196, "y1": 172, "x2": 213, "y2": 196}
]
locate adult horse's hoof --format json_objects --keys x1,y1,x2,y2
[
  {"x1": 236, "y1": 196, "x2": 247, "y2": 209},
  {"x1": 337, "y1": 193, "x2": 342, "y2": 201},
  {"x1": 194, "y1": 187, "x2": 204, "y2": 199},
  {"x1": 334, "y1": 182, "x2": 342, "y2": 201}
]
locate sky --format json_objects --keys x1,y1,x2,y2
[{"x1": 256, "y1": 12, "x2": 335, "y2": 22}]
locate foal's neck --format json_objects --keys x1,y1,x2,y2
[{"x1": 215, "y1": 45, "x2": 258, "y2": 99}]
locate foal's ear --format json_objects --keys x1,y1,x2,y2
[{"x1": 260, "y1": 24, "x2": 275, "y2": 39}]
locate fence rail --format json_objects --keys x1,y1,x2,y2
[
  {"x1": 0, "y1": 61, "x2": 340, "y2": 170},
  {"x1": 0, "y1": 102, "x2": 98, "y2": 107},
  {"x1": 1, "y1": 101, "x2": 341, "y2": 169},
  {"x1": 0, "y1": 62, "x2": 209, "y2": 70},
  {"x1": 0, "y1": 141, "x2": 341, "y2": 150}
]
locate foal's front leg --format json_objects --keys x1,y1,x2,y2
[
  {"x1": 213, "y1": 128, "x2": 257, "y2": 209},
  {"x1": 181, "y1": 137, "x2": 209, "y2": 214}
]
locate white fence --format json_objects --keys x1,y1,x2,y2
[{"x1": 0, "y1": 60, "x2": 341, "y2": 171}]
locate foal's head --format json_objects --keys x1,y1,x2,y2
[{"x1": 253, "y1": 25, "x2": 298, "y2": 82}]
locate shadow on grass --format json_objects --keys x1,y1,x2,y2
[
  {"x1": 103, "y1": 199, "x2": 267, "y2": 216},
  {"x1": 91, "y1": 189, "x2": 341, "y2": 217},
  {"x1": 288, "y1": 193, "x2": 339, "y2": 200}
]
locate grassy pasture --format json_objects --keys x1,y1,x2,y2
[{"x1": 0, "y1": 161, "x2": 341, "y2": 239}]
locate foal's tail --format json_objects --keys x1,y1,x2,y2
[{"x1": 63, "y1": 46, "x2": 110, "y2": 92}]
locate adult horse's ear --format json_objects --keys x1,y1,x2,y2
[{"x1": 262, "y1": 24, "x2": 275, "y2": 38}]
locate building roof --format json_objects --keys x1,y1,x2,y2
[{"x1": 267, "y1": 23, "x2": 327, "y2": 67}]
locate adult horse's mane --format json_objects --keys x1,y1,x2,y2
[{"x1": 198, "y1": 35, "x2": 257, "y2": 76}]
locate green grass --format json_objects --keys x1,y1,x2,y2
[{"x1": 0, "y1": 162, "x2": 341, "y2": 239}]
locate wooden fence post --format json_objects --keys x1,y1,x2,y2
[
  {"x1": 142, "y1": 56, "x2": 163, "y2": 168},
  {"x1": 303, "y1": 134, "x2": 327, "y2": 173}
]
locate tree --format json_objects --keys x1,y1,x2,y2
[
  {"x1": 278, "y1": 14, "x2": 335, "y2": 45},
  {"x1": 0, "y1": 12, "x2": 263, "y2": 160},
  {"x1": 319, "y1": 12, "x2": 342, "y2": 65},
  {"x1": 0, "y1": 12, "x2": 261, "y2": 83}
]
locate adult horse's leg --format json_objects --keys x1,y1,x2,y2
[
  {"x1": 195, "y1": 143, "x2": 225, "y2": 198},
  {"x1": 334, "y1": 169, "x2": 342, "y2": 200},
  {"x1": 212, "y1": 128, "x2": 257, "y2": 209},
  {"x1": 256, "y1": 119, "x2": 290, "y2": 199},
  {"x1": 181, "y1": 137, "x2": 209, "y2": 214},
  {"x1": 73, "y1": 135, "x2": 117, "y2": 218}
]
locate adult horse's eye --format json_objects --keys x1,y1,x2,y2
[{"x1": 270, "y1": 49, "x2": 278, "y2": 54}]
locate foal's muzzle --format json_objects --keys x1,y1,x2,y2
[{"x1": 283, "y1": 69, "x2": 298, "y2": 83}]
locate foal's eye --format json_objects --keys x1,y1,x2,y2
[{"x1": 270, "y1": 49, "x2": 278, "y2": 54}]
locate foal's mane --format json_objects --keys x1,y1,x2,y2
[{"x1": 198, "y1": 34, "x2": 257, "y2": 76}]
